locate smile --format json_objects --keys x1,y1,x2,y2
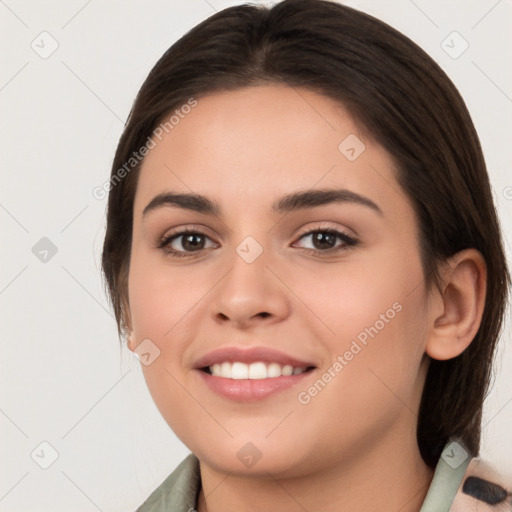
[{"x1": 204, "y1": 361, "x2": 312, "y2": 379}]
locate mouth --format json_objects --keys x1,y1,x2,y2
[
  {"x1": 200, "y1": 361, "x2": 316, "y2": 379},
  {"x1": 193, "y1": 346, "x2": 318, "y2": 401},
  {"x1": 196, "y1": 361, "x2": 317, "y2": 402}
]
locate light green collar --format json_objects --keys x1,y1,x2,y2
[{"x1": 419, "y1": 440, "x2": 473, "y2": 512}]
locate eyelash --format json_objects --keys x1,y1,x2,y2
[{"x1": 156, "y1": 225, "x2": 359, "y2": 259}]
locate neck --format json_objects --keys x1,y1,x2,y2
[{"x1": 196, "y1": 427, "x2": 435, "y2": 512}]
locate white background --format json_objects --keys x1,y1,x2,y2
[{"x1": 0, "y1": 0, "x2": 511, "y2": 510}]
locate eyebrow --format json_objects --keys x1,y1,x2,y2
[{"x1": 142, "y1": 188, "x2": 383, "y2": 218}]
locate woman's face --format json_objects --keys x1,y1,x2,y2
[{"x1": 127, "y1": 84, "x2": 432, "y2": 477}]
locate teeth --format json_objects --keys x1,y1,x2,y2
[
  {"x1": 248, "y1": 362, "x2": 267, "y2": 379},
  {"x1": 220, "y1": 362, "x2": 231, "y2": 378},
  {"x1": 281, "y1": 365, "x2": 293, "y2": 376},
  {"x1": 208, "y1": 361, "x2": 309, "y2": 379},
  {"x1": 267, "y1": 362, "x2": 282, "y2": 378},
  {"x1": 231, "y1": 362, "x2": 248, "y2": 379}
]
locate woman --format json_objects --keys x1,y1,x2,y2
[{"x1": 101, "y1": 0, "x2": 510, "y2": 510}]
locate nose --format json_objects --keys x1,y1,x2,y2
[{"x1": 209, "y1": 242, "x2": 290, "y2": 330}]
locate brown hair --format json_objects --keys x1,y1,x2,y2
[{"x1": 101, "y1": 0, "x2": 510, "y2": 468}]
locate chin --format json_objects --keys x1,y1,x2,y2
[{"x1": 190, "y1": 437, "x2": 314, "y2": 479}]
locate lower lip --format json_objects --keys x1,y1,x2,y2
[{"x1": 195, "y1": 369, "x2": 314, "y2": 402}]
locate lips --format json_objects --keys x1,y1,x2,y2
[{"x1": 193, "y1": 346, "x2": 318, "y2": 402}]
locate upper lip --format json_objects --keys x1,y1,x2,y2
[{"x1": 193, "y1": 346, "x2": 317, "y2": 369}]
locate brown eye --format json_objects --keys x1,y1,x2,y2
[
  {"x1": 307, "y1": 231, "x2": 337, "y2": 250},
  {"x1": 176, "y1": 232, "x2": 207, "y2": 252},
  {"x1": 157, "y1": 229, "x2": 216, "y2": 257},
  {"x1": 294, "y1": 228, "x2": 358, "y2": 254}
]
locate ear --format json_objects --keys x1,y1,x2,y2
[
  {"x1": 425, "y1": 249, "x2": 487, "y2": 360},
  {"x1": 123, "y1": 303, "x2": 136, "y2": 352},
  {"x1": 126, "y1": 331, "x2": 136, "y2": 352}
]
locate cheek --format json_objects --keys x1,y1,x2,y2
[
  {"x1": 307, "y1": 244, "x2": 428, "y2": 399},
  {"x1": 127, "y1": 251, "x2": 204, "y2": 440},
  {"x1": 127, "y1": 246, "x2": 204, "y2": 342},
  {"x1": 304, "y1": 247, "x2": 425, "y2": 344}
]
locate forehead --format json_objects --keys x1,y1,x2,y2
[{"x1": 133, "y1": 84, "x2": 405, "y2": 221}]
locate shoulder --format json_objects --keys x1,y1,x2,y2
[
  {"x1": 450, "y1": 457, "x2": 511, "y2": 511},
  {"x1": 135, "y1": 453, "x2": 201, "y2": 512}
]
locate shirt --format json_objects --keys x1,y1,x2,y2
[{"x1": 135, "y1": 439, "x2": 509, "y2": 511}]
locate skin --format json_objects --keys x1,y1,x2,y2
[{"x1": 125, "y1": 84, "x2": 487, "y2": 512}]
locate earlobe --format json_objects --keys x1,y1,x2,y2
[
  {"x1": 122, "y1": 302, "x2": 135, "y2": 351},
  {"x1": 124, "y1": 317, "x2": 136, "y2": 352},
  {"x1": 126, "y1": 333, "x2": 136, "y2": 352},
  {"x1": 425, "y1": 249, "x2": 487, "y2": 361}
]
